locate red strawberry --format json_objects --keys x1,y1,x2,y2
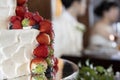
[
  {"x1": 10, "y1": 16, "x2": 22, "y2": 23},
  {"x1": 39, "y1": 20, "x2": 52, "y2": 33},
  {"x1": 35, "y1": 12, "x2": 39, "y2": 15},
  {"x1": 53, "y1": 57, "x2": 58, "y2": 72},
  {"x1": 29, "y1": 18, "x2": 36, "y2": 26},
  {"x1": 24, "y1": 12, "x2": 33, "y2": 19},
  {"x1": 54, "y1": 65, "x2": 58, "y2": 73},
  {"x1": 33, "y1": 12, "x2": 43, "y2": 22},
  {"x1": 30, "y1": 58, "x2": 48, "y2": 74},
  {"x1": 53, "y1": 57, "x2": 58, "y2": 66},
  {"x1": 48, "y1": 30, "x2": 54, "y2": 42},
  {"x1": 12, "y1": 20, "x2": 22, "y2": 29},
  {"x1": 16, "y1": 6, "x2": 26, "y2": 18},
  {"x1": 37, "y1": 33, "x2": 51, "y2": 45},
  {"x1": 17, "y1": 0, "x2": 28, "y2": 6},
  {"x1": 33, "y1": 45, "x2": 49, "y2": 58}
]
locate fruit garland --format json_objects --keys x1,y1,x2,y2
[{"x1": 10, "y1": 0, "x2": 58, "y2": 79}]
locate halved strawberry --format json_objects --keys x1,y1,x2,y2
[
  {"x1": 17, "y1": 0, "x2": 28, "y2": 6},
  {"x1": 16, "y1": 6, "x2": 27, "y2": 18},
  {"x1": 37, "y1": 33, "x2": 51, "y2": 45},
  {"x1": 12, "y1": 20, "x2": 22, "y2": 29},
  {"x1": 33, "y1": 45, "x2": 49, "y2": 58},
  {"x1": 33, "y1": 12, "x2": 43, "y2": 22},
  {"x1": 39, "y1": 20, "x2": 52, "y2": 33},
  {"x1": 30, "y1": 58, "x2": 48, "y2": 74}
]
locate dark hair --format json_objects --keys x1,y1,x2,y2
[
  {"x1": 61, "y1": 0, "x2": 81, "y2": 9},
  {"x1": 94, "y1": 1, "x2": 119, "y2": 17}
]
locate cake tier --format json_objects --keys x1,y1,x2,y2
[
  {"x1": 0, "y1": 29, "x2": 39, "y2": 79},
  {"x1": 0, "y1": 0, "x2": 16, "y2": 29}
]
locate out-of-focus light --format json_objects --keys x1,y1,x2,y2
[{"x1": 109, "y1": 34, "x2": 115, "y2": 41}]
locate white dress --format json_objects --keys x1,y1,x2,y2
[
  {"x1": 90, "y1": 26, "x2": 116, "y2": 48},
  {"x1": 53, "y1": 11, "x2": 85, "y2": 57},
  {"x1": 86, "y1": 26, "x2": 118, "y2": 59},
  {"x1": 90, "y1": 35, "x2": 115, "y2": 48}
]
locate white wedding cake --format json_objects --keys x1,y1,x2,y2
[{"x1": 0, "y1": 0, "x2": 58, "y2": 80}]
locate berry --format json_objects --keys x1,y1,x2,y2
[
  {"x1": 33, "y1": 45, "x2": 49, "y2": 58},
  {"x1": 30, "y1": 58, "x2": 48, "y2": 74},
  {"x1": 46, "y1": 66, "x2": 53, "y2": 74},
  {"x1": 37, "y1": 33, "x2": 51, "y2": 45},
  {"x1": 48, "y1": 30, "x2": 55, "y2": 43},
  {"x1": 33, "y1": 12, "x2": 43, "y2": 22},
  {"x1": 53, "y1": 57, "x2": 58, "y2": 66},
  {"x1": 53, "y1": 57, "x2": 58, "y2": 72},
  {"x1": 45, "y1": 66, "x2": 53, "y2": 78},
  {"x1": 10, "y1": 16, "x2": 22, "y2": 23},
  {"x1": 32, "y1": 24, "x2": 40, "y2": 30},
  {"x1": 17, "y1": 0, "x2": 28, "y2": 6},
  {"x1": 29, "y1": 18, "x2": 36, "y2": 26},
  {"x1": 53, "y1": 65, "x2": 58, "y2": 73},
  {"x1": 39, "y1": 20, "x2": 52, "y2": 33},
  {"x1": 16, "y1": 6, "x2": 26, "y2": 18},
  {"x1": 12, "y1": 20, "x2": 22, "y2": 29},
  {"x1": 9, "y1": 23, "x2": 13, "y2": 29},
  {"x1": 24, "y1": 12, "x2": 33, "y2": 19}
]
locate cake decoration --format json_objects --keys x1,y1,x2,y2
[{"x1": 0, "y1": 0, "x2": 58, "y2": 79}]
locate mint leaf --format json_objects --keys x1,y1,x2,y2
[
  {"x1": 22, "y1": 18, "x2": 29, "y2": 27},
  {"x1": 32, "y1": 75, "x2": 47, "y2": 80},
  {"x1": 32, "y1": 64, "x2": 46, "y2": 74}
]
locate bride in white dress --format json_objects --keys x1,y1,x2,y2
[
  {"x1": 90, "y1": 1, "x2": 119, "y2": 48},
  {"x1": 88, "y1": 1, "x2": 120, "y2": 57}
]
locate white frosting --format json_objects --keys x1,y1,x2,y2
[
  {"x1": 0, "y1": 0, "x2": 16, "y2": 29},
  {"x1": 0, "y1": 29, "x2": 39, "y2": 79}
]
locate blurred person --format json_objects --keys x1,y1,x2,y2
[
  {"x1": 90, "y1": 1, "x2": 119, "y2": 49},
  {"x1": 53, "y1": 0, "x2": 87, "y2": 57}
]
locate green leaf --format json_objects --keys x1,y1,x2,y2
[
  {"x1": 32, "y1": 75, "x2": 47, "y2": 80},
  {"x1": 96, "y1": 66, "x2": 105, "y2": 73},
  {"x1": 32, "y1": 64, "x2": 46, "y2": 74},
  {"x1": 46, "y1": 57, "x2": 53, "y2": 67},
  {"x1": 22, "y1": 18, "x2": 29, "y2": 27},
  {"x1": 48, "y1": 46, "x2": 54, "y2": 56},
  {"x1": 77, "y1": 61, "x2": 114, "y2": 80}
]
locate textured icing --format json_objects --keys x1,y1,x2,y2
[
  {"x1": 0, "y1": 29, "x2": 39, "y2": 79},
  {"x1": 0, "y1": 0, "x2": 16, "y2": 29}
]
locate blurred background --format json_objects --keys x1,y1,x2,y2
[{"x1": 28, "y1": 0, "x2": 120, "y2": 72}]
